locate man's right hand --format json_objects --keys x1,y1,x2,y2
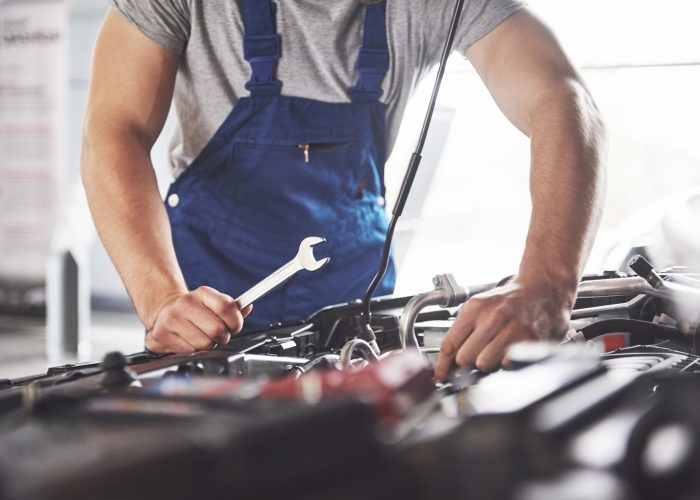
[
  {"x1": 83, "y1": 10, "x2": 242, "y2": 355},
  {"x1": 145, "y1": 286, "x2": 252, "y2": 354}
]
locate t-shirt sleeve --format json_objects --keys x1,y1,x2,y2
[
  {"x1": 109, "y1": 0, "x2": 191, "y2": 55},
  {"x1": 423, "y1": 0, "x2": 525, "y2": 61}
]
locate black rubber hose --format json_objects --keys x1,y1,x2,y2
[{"x1": 296, "y1": 354, "x2": 341, "y2": 375}]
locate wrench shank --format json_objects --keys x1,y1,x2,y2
[{"x1": 235, "y1": 260, "x2": 303, "y2": 309}]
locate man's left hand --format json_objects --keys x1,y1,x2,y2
[
  {"x1": 434, "y1": 278, "x2": 574, "y2": 379},
  {"x1": 430, "y1": 7, "x2": 607, "y2": 381}
]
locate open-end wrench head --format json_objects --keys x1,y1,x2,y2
[{"x1": 297, "y1": 236, "x2": 330, "y2": 271}]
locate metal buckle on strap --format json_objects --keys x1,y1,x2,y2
[
  {"x1": 245, "y1": 80, "x2": 282, "y2": 96},
  {"x1": 243, "y1": 34, "x2": 281, "y2": 62},
  {"x1": 349, "y1": 88, "x2": 383, "y2": 102},
  {"x1": 356, "y1": 47, "x2": 389, "y2": 71}
]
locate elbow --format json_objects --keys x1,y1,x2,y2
[
  {"x1": 577, "y1": 82, "x2": 608, "y2": 183},
  {"x1": 565, "y1": 80, "x2": 608, "y2": 201},
  {"x1": 80, "y1": 107, "x2": 112, "y2": 186},
  {"x1": 575, "y1": 80, "x2": 607, "y2": 157},
  {"x1": 80, "y1": 112, "x2": 153, "y2": 187},
  {"x1": 564, "y1": 79, "x2": 607, "y2": 150},
  {"x1": 531, "y1": 78, "x2": 608, "y2": 163},
  {"x1": 80, "y1": 114, "x2": 99, "y2": 188}
]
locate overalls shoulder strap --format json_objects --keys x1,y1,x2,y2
[
  {"x1": 239, "y1": 0, "x2": 388, "y2": 101},
  {"x1": 239, "y1": 0, "x2": 282, "y2": 97},
  {"x1": 349, "y1": 0, "x2": 390, "y2": 103}
]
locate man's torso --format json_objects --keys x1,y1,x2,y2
[{"x1": 109, "y1": 0, "x2": 523, "y2": 177}]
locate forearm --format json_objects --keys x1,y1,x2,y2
[
  {"x1": 465, "y1": 9, "x2": 607, "y2": 300},
  {"x1": 518, "y1": 80, "x2": 607, "y2": 301},
  {"x1": 80, "y1": 10, "x2": 247, "y2": 354},
  {"x1": 437, "y1": 9, "x2": 607, "y2": 374},
  {"x1": 81, "y1": 126, "x2": 187, "y2": 328}
]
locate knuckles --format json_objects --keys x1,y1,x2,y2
[
  {"x1": 474, "y1": 357, "x2": 491, "y2": 372},
  {"x1": 475, "y1": 354, "x2": 500, "y2": 373},
  {"x1": 439, "y1": 338, "x2": 457, "y2": 357},
  {"x1": 454, "y1": 348, "x2": 472, "y2": 368},
  {"x1": 149, "y1": 326, "x2": 166, "y2": 342},
  {"x1": 437, "y1": 286, "x2": 573, "y2": 376},
  {"x1": 194, "y1": 339, "x2": 215, "y2": 351},
  {"x1": 231, "y1": 315, "x2": 244, "y2": 334},
  {"x1": 149, "y1": 287, "x2": 245, "y2": 352},
  {"x1": 180, "y1": 293, "x2": 199, "y2": 308},
  {"x1": 144, "y1": 336, "x2": 157, "y2": 352},
  {"x1": 213, "y1": 322, "x2": 228, "y2": 338},
  {"x1": 196, "y1": 285, "x2": 215, "y2": 295},
  {"x1": 460, "y1": 298, "x2": 485, "y2": 316},
  {"x1": 225, "y1": 309, "x2": 244, "y2": 334},
  {"x1": 208, "y1": 299, "x2": 231, "y2": 317}
]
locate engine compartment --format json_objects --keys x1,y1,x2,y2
[{"x1": 1, "y1": 267, "x2": 700, "y2": 500}]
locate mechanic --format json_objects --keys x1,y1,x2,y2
[{"x1": 81, "y1": 0, "x2": 606, "y2": 375}]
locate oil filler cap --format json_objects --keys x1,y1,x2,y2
[{"x1": 101, "y1": 351, "x2": 135, "y2": 389}]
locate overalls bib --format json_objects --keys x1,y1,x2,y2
[{"x1": 165, "y1": 0, "x2": 395, "y2": 331}]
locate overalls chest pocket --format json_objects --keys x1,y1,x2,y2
[{"x1": 229, "y1": 133, "x2": 360, "y2": 208}]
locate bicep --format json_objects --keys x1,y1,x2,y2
[
  {"x1": 465, "y1": 9, "x2": 583, "y2": 136},
  {"x1": 85, "y1": 8, "x2": 180, "y2": 148}
]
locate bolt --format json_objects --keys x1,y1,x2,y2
[{"x1": 433, "y1": 275, "x2": 443, "y2": 287}]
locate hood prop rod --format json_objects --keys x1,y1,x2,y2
[{"x1": 359, "y1": 0, "x2": 467, "y2": 353}]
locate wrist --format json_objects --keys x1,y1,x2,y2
[
  {"x1": 134, "y1": 284, "x2": 188, "y2": 330},
  {"x1": 514, "y1": 263, "x2": 579, "y2": 309}
]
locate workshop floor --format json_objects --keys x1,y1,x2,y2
[{"x1": 0, "y1": 311, "x2": 145, "y2": 380}]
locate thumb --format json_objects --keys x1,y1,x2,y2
[{"x1": 241, "y1": 304, "x2": 253, "y2": 318}]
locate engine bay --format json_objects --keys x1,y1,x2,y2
[{"x1": 1, "y1": 265, "x2": 700, "y2": 500}]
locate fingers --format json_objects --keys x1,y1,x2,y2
[
  {"x1": 434, "y1": 289, "x2": 545, "y2": 378},
  {"x1": 434, "y1": 304, "x2": 477, "y2": 380},
  {"x1": 241, "y1": 304, "x2": 253, "y2": 318},
  {"x1": 195, "y1": 286, "x2": 245, "y2": 334},
  {"x1": 435, "y1": 317, "x2": 508, "y2": 379},
  {"x1": 454, "y1": 308, "x2": 511, "y2": 368},
  {"x1": 148, "y1": 305, "x2": 218, "y2": 352},
  {"x1": 146, "y1": 286, "x2": 249, "y2": 354},
  {"x1": 434, "y1": 336, "x2": 459, "y2": 382},
  {"x1": 185, "y1": 300, "x2": 231, "y2": 345},
  {"x1": 183, "y1": 319, "x2": 220, "y2": 351},
  {"x1": 146, "y1": 327, "x2": 197, "y2": 354},
  {"x1": 474, "y1": 322, "x2": 522, "y2": 372}
]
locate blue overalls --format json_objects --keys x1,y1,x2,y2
[{"x1": 165, "y1": 0, "x2": 395, "y2": 331}]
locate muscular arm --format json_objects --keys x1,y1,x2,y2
[
  {"x1": 82, "y1": 10, "x2": 248, "y2": 353},
  {"x1": 435, "y1": 9, "x2": 607, "y2": 377}
]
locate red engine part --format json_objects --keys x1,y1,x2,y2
[{"x1": 258, "y1": 350, "x2": 434, "y2": 426}]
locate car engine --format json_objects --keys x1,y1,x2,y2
[{"x1": 1, "y1": 258, "x2": 700, "y2": 500}]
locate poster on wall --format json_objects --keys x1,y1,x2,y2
[{"x1": 0, "y1": 0, "x2": 68, "y2": 290}]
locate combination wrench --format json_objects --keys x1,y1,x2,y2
[{"x1": 235, "y1": 236, "x2": 330, "y2": 310}]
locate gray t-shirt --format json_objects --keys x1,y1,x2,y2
[{"x1": 109, "y1": 0, "x2": 523, "y2": 178}]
